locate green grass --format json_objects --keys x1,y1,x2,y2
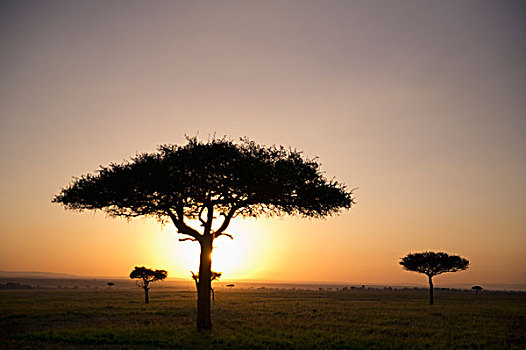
[{"x1": 1, "y1": 288, "x2": 525, "y2": 349}]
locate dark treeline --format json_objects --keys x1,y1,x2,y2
[{"x1": 0, "y1": 282, "x2": 32, "y2": 290}]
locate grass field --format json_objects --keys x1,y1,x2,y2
[{"x1": 1, "y1": 288, "x2": 525, "y2": 349}]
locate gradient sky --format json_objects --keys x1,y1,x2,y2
[{"x1": 1, "y1": 0, "x2": 525, "y2": 287}]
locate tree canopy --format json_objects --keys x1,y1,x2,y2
[
  {"x1": 399, "y1": 252, "x2": 470, "y2": 277},
  {"x1": 53, "y1": 138, "x2": 354, "y2": 236},
  {"x1": 129, "y1": 266, "x2": 168, "y2": 287}
]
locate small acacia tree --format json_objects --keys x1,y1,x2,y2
[
  {"x1": 400, "y1": 251, "x2": 469, "y2": 305},
  {"x1": 53, "y1": 137, "x2": 355, "y2": 330},
  {"x1": 129, "y1": 266, "x2": 168, "y2": 304},
  {"x1": 472, "y1": 285, "x2": 483, "y2": 294}
]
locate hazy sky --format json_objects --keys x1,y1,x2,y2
[{"x1": 1, "y1": 0, "x2": 525, "y2": 286}]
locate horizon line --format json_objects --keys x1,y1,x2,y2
[{"x1": 0, "y1": 270, "x2": 524, "y2": 290}]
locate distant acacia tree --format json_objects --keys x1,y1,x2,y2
[
  {"x1": 107, "y1": 282, "x2": 115, "y2": 289},
  {"x1": 192, "y1": 271, "x2": 222, "y2": 304},
  {"x1": 53, "y1": 137, "x2": 355, "y2": 330},
  {"x1": 400, "y1": 252, "x2": 469, "y2": 305},
  {"x1": 129, "y1": 266, "x2": 167, "y2": 304},
  {"x1": 472, "y1": 285, "x2": 483, "y2": 294}
]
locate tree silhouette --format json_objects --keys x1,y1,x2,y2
[
  {"x1": 192, "y1": 271, "x2": 221, "y2": 304},
  {"x1": 53, "y1": 137, "x2": 355, "y2": 330},
  {"x1": 472, "y1": 285, "x2": 483, "y2": 294},
  {"x1": 400, "y1": 251, "x2": 469, "y2": 305},
  {"x1": 129, "y1": 266, "x2": 167, "y2": 304},
  {"x1": 107, "y1": 282, "x2": 115, "y2": 289}
]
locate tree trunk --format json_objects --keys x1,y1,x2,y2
[
  {"x1": 144, "y1": 286, "x2": 150, "y2": 304},
  {"x1": 428, "y1": 275, "x2": 434, "y2": 305},
  {"x1": 197, "y1": 236, "x2": 213, "y2": 330}
]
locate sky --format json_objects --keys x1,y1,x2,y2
[{"x1": 1, "y1": 0, "x2": 525, "y2": 287}]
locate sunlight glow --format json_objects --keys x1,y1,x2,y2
[{"x1": 155, "y1": 219, "x2": 270, "y2": 280}]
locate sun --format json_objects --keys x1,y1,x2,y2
[
  {"x1": 155, "y1": 219, "x2": 270, "y2": 280},
  {"x1": 212, "y1": 220, "x2": 270, "y2": 278},
  {"x1": 211, "y1": 226, "x2": 249, "y2": 277}
]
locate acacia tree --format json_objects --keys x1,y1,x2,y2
[
  {"x1": 399, "y1": 251, "x2": 469, "y2": 305},
  {"x1": 53, "y1": 137, "x2": 355, "y2": 330},
  {"x1": 472, "y1": 285, "x2": 483, "y2": 294},
  {"x1": 129, "y1": 266, "x2": 168, "y2": 304}
]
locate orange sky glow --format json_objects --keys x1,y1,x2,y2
[{"x1": 1, "y1": 1, "x2": 525, "y2": 288}]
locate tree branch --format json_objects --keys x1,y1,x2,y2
[
  {"x1": 204, "y1": 204, "x2": 214, "y2": 234},
  {"x1": 198, "y1": 205, "x2": 207, "y2": 227},
  {"x1": 165, "y1": 207, "x2": 202, "y2": 242},
  {"x1": 216, "y1": 232, "x2": 233, "y2": 240},
  {"x1": 179, "y1": 237, "x2": 198, "y2": 242},
  {"x1": 214, "y1": 206, "x2": 238, "y2": 236}
]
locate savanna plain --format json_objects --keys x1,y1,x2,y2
[{"x1": 1, "y1": 286, "x2": 525, "y2": 349}]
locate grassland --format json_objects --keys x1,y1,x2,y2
[{"x1": 1, "y1": 287, "x2": 525, "y2": 349}]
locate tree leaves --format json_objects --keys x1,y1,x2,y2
[
  {"x1": 53, "y1": 137, "x2": 355, "y2": 224},
  {"x1": 129, "y1": 266, "x2": 168, "y2": 287},
  {"x1": 399, "y1": 252, "x2": 470, "y2": 277}
]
